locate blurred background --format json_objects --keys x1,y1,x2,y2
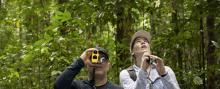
[{"x1": 0, "y1": 0, "x2": 220, "y2": 89}]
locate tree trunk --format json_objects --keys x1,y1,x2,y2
[
  {"x1": 171, "y1": 0, "x2": 183, "y2": 87},
  {"x1": 171, "y1": 0, "x2": 178, "y2": 67},
  {"x1": 115, "y1": 0, "x2": 134, "y2": 84},
  {"x1": 206, "y1": 0, "x2": 217, "y2": 88},
  {"x1": 206, "y1": 14, "x2": 216, "y2": 89},
  {"x1": 150, "y1": 10, "x2": 155, "y2": 35},
  {"x1": 200, "y1": 11, "x2": 206, "y2": 89}
]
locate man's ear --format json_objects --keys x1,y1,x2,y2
[{"x1": 107, "y1": 62, "x2": 111, "y2": 71}]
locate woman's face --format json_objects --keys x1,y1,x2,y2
[
  {"x1": 132, "y1": 37, "x2": 151, "y2": 55},
  {"x1": 132, "y1": 37, "x2": 151, "y2": 66}
]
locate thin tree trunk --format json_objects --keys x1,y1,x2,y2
[
  {"x1": 199, "y1": 10, "x2": 206, "y2": 89},
  {"x1": 172, "y1": 0, "x2": 178, "y2": 67},
  {"x1": 206, "y1": 0, "x2": 217, "y2": 88},
  {"x1": 115, "y1": 0, "x2": 134, "y2": 84},
  {"x1": 172, "y1": 0, "x2": 183, "y2": 87},
  {"x1": 206, "y1": 15, "x2": 216, "y2": 89},
  {"x1": 150, "y1": 10, "x2": 155, "y2": 35}
]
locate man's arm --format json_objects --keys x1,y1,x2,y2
[
  {"x1": 160, "y1": 66, "x2": 180, "y2": 89},
  {"x1": 54, "y1": 58, "x2": 84, "y2": 89}
]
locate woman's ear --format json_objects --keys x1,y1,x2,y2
[{"x1": 131, "y1": 52, "x2": 136, "y2": 58}]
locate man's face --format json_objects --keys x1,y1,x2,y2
[{"x1": 132, "y1": 37, "x2": 151, "y2": 56}]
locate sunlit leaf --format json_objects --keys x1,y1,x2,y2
[
  {"x1": 155, "y1": 0, "x2": 160, "y2": 7},
  {"x1": 211, "y1": 41, "x2": 219, "y2": 48},
  {"x1": 51, "y1": 71, "x2": 62, "y2": 76},
  {"x1": 8, "y1": 68, "x2": 20, "y2": 78},
  {"x1": 193, "y1": 76, "x2": 203, "y2": 85},
  {"x1": 21, "y1": 53, "x2": 34, "y2": 64}
]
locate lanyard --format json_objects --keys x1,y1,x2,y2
[{"x1": 146, "y1": 66, "x2": 161, "y2": 89}]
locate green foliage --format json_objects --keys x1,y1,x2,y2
[{"x1": 0, "y1": 0, "x2": 220, "y2": 89}]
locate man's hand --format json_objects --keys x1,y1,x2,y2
[{"x1": 80, "y1": 48, "x2": 96, "y2": 65}]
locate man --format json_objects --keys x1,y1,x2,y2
[
  {"x1": 55, "y1": 47, "x2": 123, "y2": 89},
  {"x1": 120, "y1": 30, "x2": 180, "y2": 89}
]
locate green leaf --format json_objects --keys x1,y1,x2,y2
[
  {"x1": 41, "y1": 47, "x2": 49, "y2": 54},
  {"x1": 21, "y1": 53, "x2": 34, "y2": 64},
  {"x1": 155, "y1": 0, "x2": 160, "y2": 8},
  {"x1": 183, "y1": 31, "x2": 192, "y2": 39},
  {"x1": 33, "y1": 35, "x2": 52, "y2": 47},
  {"x1": 53, "y1": 10, "x2": 71, "y2": 23},
  {"x1": 8, "y1": 68, "x2": 20, "y2": 78},
  {"x1": 193, "y1": 76, "x2": 203, "y2": 85},
  {"x1": 33, "y1": 39, "x2": 45, "y2": 47},
  {"x1": 51, "y1": 70, "x2": 62, "y2": 76},
  {"x1": 211, "y1": 41, "x2": 219, "y2": 48}
]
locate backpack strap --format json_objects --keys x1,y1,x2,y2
[{"x1": 126, "y1": 66, "x2": 137, "y2": 81}]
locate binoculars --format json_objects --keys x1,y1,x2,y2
[
  {"x1": 91, "y1": 49, "x2": 108, "y2": 64},
  {"x1": 146, "y1": 56, "x2": 156, "y2": 64},
  {"x1": 91, "y1": 49, "x2": 99, "y2": 63}
]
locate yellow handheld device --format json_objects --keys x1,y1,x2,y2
[{"x1": 91, "y1": 49, "x2": 99, "y2": 63}]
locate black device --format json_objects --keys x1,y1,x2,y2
[{"x1": 146, "y1": 56, "x2": 156, "y2": 64}]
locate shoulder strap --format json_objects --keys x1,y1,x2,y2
[{"x1": 126, "y1": 66, "x2": 137, "y2": 81}]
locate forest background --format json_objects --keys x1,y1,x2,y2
[{"x1": 0, "y1": 0, "x2": 220, "y2": 89}]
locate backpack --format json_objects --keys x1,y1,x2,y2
[
  {"x1": 126, "y1": 66, "x2": 137, "y2": 81},
  {"x1": 126, "y1": 66, "x2": 162, "y2": 83}
]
